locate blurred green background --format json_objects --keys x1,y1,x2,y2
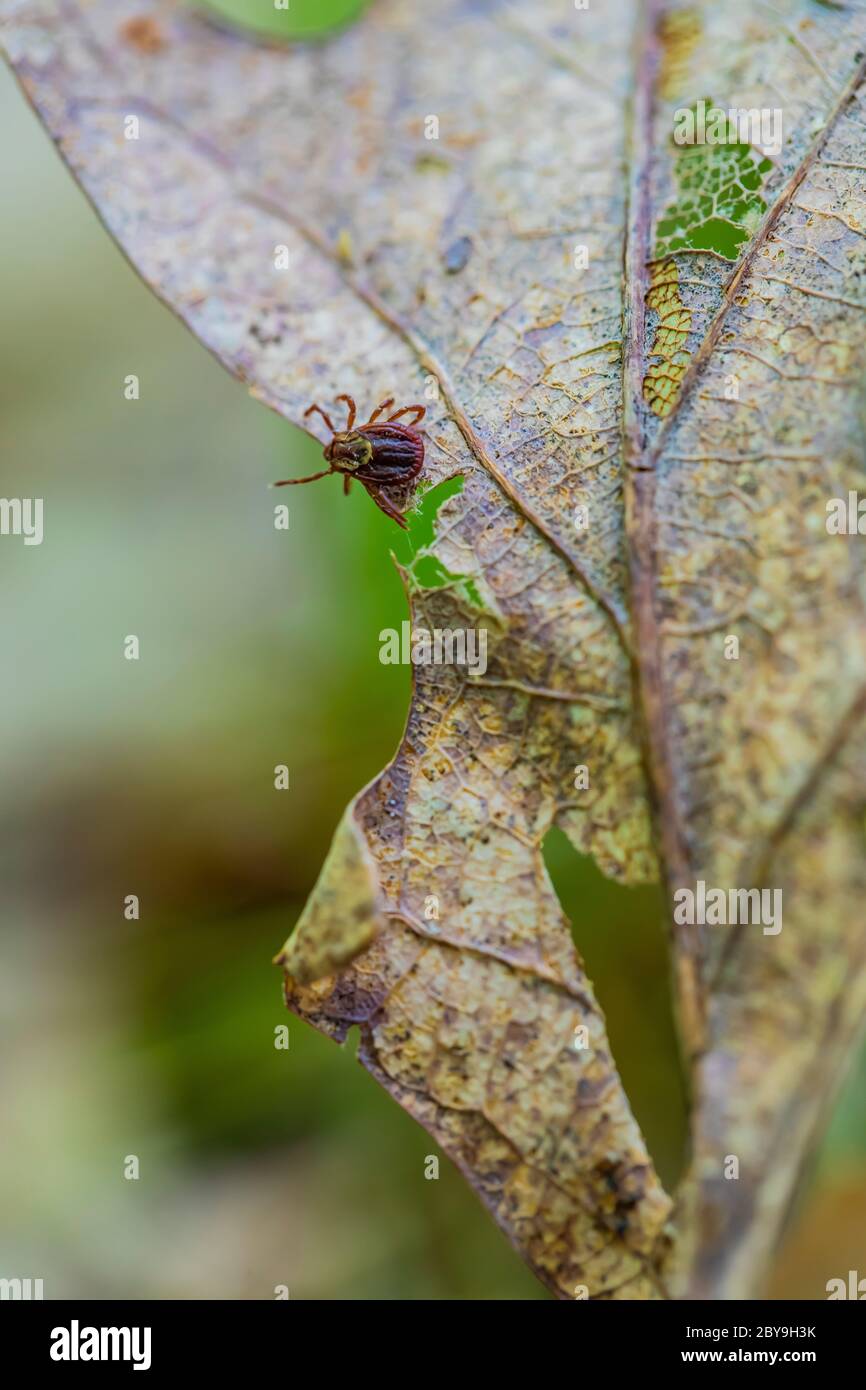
[{"x1": 1, "y1": 0, "x2": 864, "y2": 1300}]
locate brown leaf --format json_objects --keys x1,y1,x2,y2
[
  {"x1": 6, "y1": 0, "x2": 866, "y2": 1298},
  {"x1": 628, "y1": 6, "x2": 866, "y2": 1297}
]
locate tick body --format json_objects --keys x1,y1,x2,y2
[{"x1": 275, "y1": 395, "x2": 426, "y2": 529}]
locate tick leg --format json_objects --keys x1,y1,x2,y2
[
  {"x1": 387, "y1": 404, "x2": 426, "y2": 426},
  {"x1": 273, "y1": 467, "x2": 334, "y2": 486},
  {"x1": 365, "y1": 397, "x2": 395, "y2": 425},
  {"x1": 336, "y1": 394, "x2": 356, "y2": 430},
  {"x1": 365, "y1": 484, "x2": 409, "y2": 529},
  {"x1": 304, "y1": 403, "x2": 336, "y2": 434}
]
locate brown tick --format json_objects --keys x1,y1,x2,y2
[{"x1": 274, "y1": 394, "x2": 426, "y2": 529}]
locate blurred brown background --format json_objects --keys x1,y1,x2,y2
[{"x1": 1, "y1": 0, "x2": 864, "y2": 1299}]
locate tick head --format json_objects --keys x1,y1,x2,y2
[{"x1": 325, "y1": 430, "x2": 374, "y2": 472}]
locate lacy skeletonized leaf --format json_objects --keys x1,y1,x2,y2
[
  {"x1": 641, "y1": 0, "x2": 866, "y2": 429},
  {"x1": 6, "y1": 0, "x2": 866, "y2": 1301}
]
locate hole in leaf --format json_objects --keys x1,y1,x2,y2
[
  {"x1": 391, "y1": 475, "x2": 484, "y2": 608},
  {"x1": 194, "y1": 0, "x2": 370, "y2": 42},
  {"x1": 542, "y1": 825, "x2": 689, "y2": 1191},
  {"x1": 397, "y1": 475, "x2": 465, "y2": 557}
]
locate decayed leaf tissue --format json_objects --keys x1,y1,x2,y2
[{"x1": 3, "y1": 0, "x2": 866, "y2": 1305}]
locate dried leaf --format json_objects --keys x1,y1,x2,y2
[
  {"x1": 6, "y1": 0, "x2": 866, "y2": 1298},
  {"x1": 274, "y1": 807, "x2": 382, "y2": 985},
  {"x1": 631, "y1": 2, "x2": 866, "y2": 1298}
]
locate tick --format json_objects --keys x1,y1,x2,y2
[{"x1": 274, "y1": 395, "x2": 426, "y2": 529}]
